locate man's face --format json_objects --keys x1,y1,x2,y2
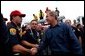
[
  {"x1": 65, "y1": 20, "x2": 71, "y2": 26},
  {"x1": 13, "y1": 16, "x2": 22, "y2": 24},
  {"x1": 30, "y1": 21, "x2": 38, "y2": 29},
  {"x1": 36, "y1": 24, "x2": 43, "y2": 31},
  {"x1": 46, "y1": 12, "x2": 55, "y2": 25}
]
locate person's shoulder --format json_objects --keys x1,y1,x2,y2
[
  {"x1": 59, "y1": 22, "x2": 68, "y2": 27},
  {"x1": 7, "y1": 22, "x2": 15, "y2": 29},
  {"x1": 7, "y1": 23, "x2": 17, "y2": 35},
  {"x1": 59, "y1": 22, "x2": 71, "y2": 30}
]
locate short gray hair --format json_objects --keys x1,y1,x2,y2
[{"x1": 49, "y1": 11, "x2": 58, "y2": 20}]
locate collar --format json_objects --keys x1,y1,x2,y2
[
  {"x1": 11, "y1": 21, "x2": 17, "y2": 27},
  {"x1": 49, "y1": 23, "x2": 60, "y2": 28},
  {"x1": 11, "y1": 22, "x2": 20, "y2": 30}
]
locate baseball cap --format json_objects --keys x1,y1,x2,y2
[{"x1": 10, "y1": 10, "x2": 26, "y2": 17}]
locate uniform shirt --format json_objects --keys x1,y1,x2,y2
[
  {"x1": 38, "y1": 23, "x2": 82, "y2": 55},
  {"x1": 7, "y1": 22, "x2": 21, "y2": 47},
  {"x1": 22, "y1": 29, "x2": 39, "y2": 44}
]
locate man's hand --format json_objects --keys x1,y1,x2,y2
[
  {"x1": 30, "y1": 47, "x2": 37, "y2": 55},
  {"x1": 33, "y1": 44, "x2": 39, "y2": 48}
]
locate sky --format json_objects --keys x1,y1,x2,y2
[{"x1": 1, "y1": 1, "x2": 84, "y2": 25}]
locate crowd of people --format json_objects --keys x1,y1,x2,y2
[{"x1": 0, "y1": 7, "x2": 84, "y2": 56}]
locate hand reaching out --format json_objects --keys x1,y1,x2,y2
[
  {"x1": 34, "y1": 44, "x2": 39, "y2": 48},
  {"x1": 30, "y1": 47, "x2": 38, "y2": 55}
]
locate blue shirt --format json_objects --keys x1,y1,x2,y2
[{"x1": 38, "y1": 23, "x2": 82, "y2": 55}]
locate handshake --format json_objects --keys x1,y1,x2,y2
[{"x1": 30, "y1": 47, "x2": 38, "y2": 55}]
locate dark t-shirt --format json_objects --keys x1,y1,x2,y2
[
  {"x1": 22, "y1": 29, "x2": 39, "y2": 48},
  {"x1": 0, "y1": 15, "x2": 9, "y2": 56}
]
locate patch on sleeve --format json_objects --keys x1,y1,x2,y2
[{"x1": 10, "y1": 28, "x2": 16, "y2": 35}]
